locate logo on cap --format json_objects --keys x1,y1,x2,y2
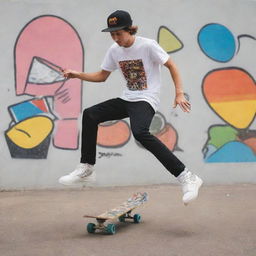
[{"x1": 108, "y1": 17, "x2": 118, "y2": 25}]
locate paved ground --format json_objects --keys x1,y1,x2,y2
[{"x1": 0, "y1": 184, "x2": 256, "y2": 256}]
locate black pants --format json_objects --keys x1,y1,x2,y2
[{"x1": 80, "y1": 98, "x2": 185, "y2": 177}]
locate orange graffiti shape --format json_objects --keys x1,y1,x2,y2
[
  {"x1": 97, "y1": 121, "x2": 131, "y2": 148},
  {"x1": 202, "y1": 68, "x2": 256, "y2": 129}
]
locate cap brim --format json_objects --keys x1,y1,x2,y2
[{"x1": 101, "y1": 26, "x2": 127, "y2": 32}]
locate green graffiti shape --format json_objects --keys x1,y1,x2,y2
[{"x1": 208, "y1": 125, "x2": 238, "y2": 149}]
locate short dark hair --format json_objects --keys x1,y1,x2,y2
[{"x1": 123, "y1": 26, "x2": 138, "y2": 35}]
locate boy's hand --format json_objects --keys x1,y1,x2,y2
[
  {"x1": 61, "y1": 69, "x2": 80, "y2": 79},
  {"x1": 173, "y1": 93, "x2": 191, "y2": 113}
]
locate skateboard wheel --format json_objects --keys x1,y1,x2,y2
[
  {"x1": 119, "y1": 215, "x2": 126, "y2": 222},
  {"x1": 87, "y1": 223, "x2": 96, "y2": 233},
  {"x1": 133, "y1": 214, "x2": 141, "y2": 223},
  {"x1": 106, "y1": 224, "x2": 116, "y2": 235}
]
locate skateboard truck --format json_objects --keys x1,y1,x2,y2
[
  {"x1": 118, "y1": 210, "x2": 141, "y2": 223},
  {"x1": 87, "y1": 219, "x2": 116, "y2": 235}
]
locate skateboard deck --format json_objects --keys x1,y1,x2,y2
[{"x1": 84, "y1": 192, "x2": 148, "y2": 234}]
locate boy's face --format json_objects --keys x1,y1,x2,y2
[{"x1": 110, "y1": 30, "x2": 134, "y2": 47}]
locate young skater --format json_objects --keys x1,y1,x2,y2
[{"x1": 58, "y1": 10, "x2": 203, "y2": 205}]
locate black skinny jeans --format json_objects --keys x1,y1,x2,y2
[{"x1": 80, "y1": 98, "x2": 185, "y2": 177}]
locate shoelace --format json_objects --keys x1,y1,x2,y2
[
  {"x1": 71, "y1": 164, "x2": 91, "y2": 177},
  {"x1": 180, "y1": 172, "x2": 197, "y2": 184}
]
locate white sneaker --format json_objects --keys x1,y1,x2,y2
[
  {"x1": 177, "y1": 168, "x2": 203, "y2": 206},
  {"x1": 58, "y1": 163, "x2": 96, "y2": 186}
]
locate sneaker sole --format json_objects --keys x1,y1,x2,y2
[
  {"x1": 59, "y1": 179, "x2": 96, "y2": 186},
  {"x1": 58, "y1": 174, "x2": 96, "y2": 186},
  {"x1": 184, "y1": 178, "x2": 203, "y2": 206}
]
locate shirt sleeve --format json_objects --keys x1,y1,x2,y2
[
  {"x1": 100, "y1": 46, "x2": 118, "y2": 72},
  {"x1": 149, "y1": 40, "x2": 169, "y2": 65}
]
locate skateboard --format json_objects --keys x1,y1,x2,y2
[{"x1": 84, "y1": 192, "x2": 148, "y2": 235}]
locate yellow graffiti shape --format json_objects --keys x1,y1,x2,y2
[
  {"x1": 210, "y1": 100, "x2": 256, "y2": 129},
  {"x1": 158, "y1": 26, "x2": 183, "y2": 53},
  {"x1": 6, "y1": 116, "x2": 53, "y2": 149}
]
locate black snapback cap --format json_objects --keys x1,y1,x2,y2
[{"x1": 102, "y1": 10, "x2": 133, "y2": 32}]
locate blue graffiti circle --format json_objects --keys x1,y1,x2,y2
[{"x1": 198, "y1": 23, "x2": 236, "y2": 62}]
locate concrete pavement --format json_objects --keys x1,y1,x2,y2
[{"x1": 0, "y1": 184, "x2": 256, "y2": 256}]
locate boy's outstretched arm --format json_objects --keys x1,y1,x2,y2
[
  {"x1": 62, "y1": 69, "x2": 111, "y2": 83},
  {"x1": 164, "y1": 58, "x2": 191, "y2": 113}
]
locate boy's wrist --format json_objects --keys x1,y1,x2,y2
[{"x1": 75, "y1": 72, "x2": 82, "y2": 79}]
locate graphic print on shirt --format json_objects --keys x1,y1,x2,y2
[{"x1": 119, "y1": 59, "x2": 147, "y2": 91}]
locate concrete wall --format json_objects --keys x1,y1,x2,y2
[{"x1": 0, "y1": 0, "x2": 255, "y2": 189}]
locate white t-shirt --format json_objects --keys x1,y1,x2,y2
[{"x1": 101, "y1": 36, "x2": 169, "y2": 111}]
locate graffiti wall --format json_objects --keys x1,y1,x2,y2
[
  {"x1": 0, "y1": 0, "x2": 255, "y2": 189},
  {"x1": 198, "y1": 23, "x2": 256, "y2": 162},
  {"x1": 9, "y1": 15, "x2": 84, "y2": 156}
]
